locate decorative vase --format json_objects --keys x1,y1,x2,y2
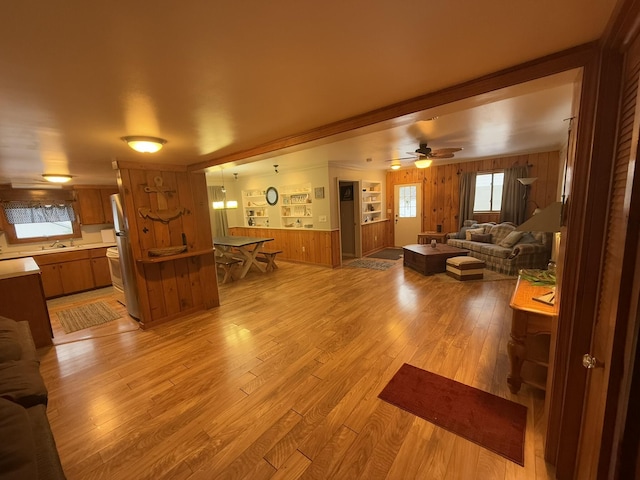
[{"x1": 431, "y1": 239, "x2": 437, "y2": 248}]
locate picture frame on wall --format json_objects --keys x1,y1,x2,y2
[{"x1": 314, "y1": 187, "x2": 325, "y2": 199}]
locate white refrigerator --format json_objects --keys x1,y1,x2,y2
[{"x1": 111, "y1": 194, "x2": 140, "y2": 320}]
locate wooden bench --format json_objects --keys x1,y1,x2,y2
[
  {"x1": 256, "y1": 249, "x2": 282, "y2": 272},
  {"x1": 215, "y1": 256, "x2": 242, "y2": 283}
]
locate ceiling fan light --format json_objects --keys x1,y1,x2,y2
[
  {"x1": 122, "y1": 136, "x2": 167, "y2": 153},
  {"x1": 42, "y1": 174, "x2": 72, "y2": 183},
  {"x1": 415, "y1": 159, "x2": 433, "y2": 169}
]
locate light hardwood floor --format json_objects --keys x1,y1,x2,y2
[{"x1": 38, "y1": 258, "x2": 555, "y2": 479}]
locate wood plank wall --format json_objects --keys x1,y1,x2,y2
[
  {"x1": 115, "y1": 163, "x2": 219, "y2": 328},
  {"x1": 361, "y1": 220, "x2": 390, "y2": 256},
  {"x1": 229, "y1": 227, "x2": 341, "y2": 267},
  {"x1": 385, "y1": 150, "x2": 561, "y2": 238}
]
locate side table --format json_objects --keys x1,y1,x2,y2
[{"x1": 507, "y1": 275, "x2": 557, "y2": 394}]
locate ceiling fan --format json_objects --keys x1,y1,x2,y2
[{"x1": 387, "y1": 142, "x2": 463, "y2": 169}]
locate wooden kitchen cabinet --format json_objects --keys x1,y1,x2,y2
[
  {"x1": 90, "y1": 247, "x2": 112, "y2": 287},
  {"x1": 76, "y1": 187, "x2": 118, "y2": 225},
  {"x1": 34, "y1": 250, "x2": 95, "y2": 298},
  {"x1": 0, "y1": 258, "x2": 53, "y2": 347}
]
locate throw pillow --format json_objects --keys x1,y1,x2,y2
[
  {"x1": 465, "y1": 228, "x2": 484, "y2": 240},
  {"x1": 498, "y1": 230, "x2": 524, "y2": 248},
  {"x1": 470, "y1": 233, "x2": 492, "y2": 243},
  {"x1": 518, "y1": 232, "x2": 539, "y2": 244}
]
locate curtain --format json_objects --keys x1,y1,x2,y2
[
  {"x1": 458, "y1": 172, "x2": 476, "y2": 229},
  {"x1": 500, "y1": 165, "x2": 528, "y2": 224},
  {"x1": 2, "y1": 201, "x2": 76, "y2": 224},
  {"x1": 208, "y1": 186, "x2": 228, "y2": 237}
]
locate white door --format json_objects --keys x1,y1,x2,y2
[{"x1": 394, "y1": 183, "x2": 422, "y2": 247}]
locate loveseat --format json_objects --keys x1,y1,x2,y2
[
  {"x1": 0, "y1": 316, "x2": 66, "y2": 480},
  {"x1": 446, "y1": 220, "x2": 551, "y2": 275}
]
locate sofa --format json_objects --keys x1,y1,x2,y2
[
  {"x1": 446, "y1": 220, "x2": 551, "y2": 275},
  {"x1": 0, "y1": 316, "x2": 66, "y2": 480}
]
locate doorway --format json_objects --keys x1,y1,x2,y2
[
  {"x1": 338, "y1": 180, "x2": 361, "y2": 259},
  {"x1": 394, "y1": 183, "x2": 422, "y2": 247}
]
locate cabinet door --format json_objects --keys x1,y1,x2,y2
[
  {"x1": 92, "y1": 257, "x2": 112, "y2": 287},
  {"x1": 39, "y1": 264, "x2": 64, "y2": 298},
  {"x1": 59, "y1": 259, "x2": 95, "y2": 294},
  {"x1": 100, "y1": 188, "x2": 118, "y2": 224},
  {"x1": 77, "y1": 188, "x2": 105, "y2": 225}
]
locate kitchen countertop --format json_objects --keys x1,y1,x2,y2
[
  {"x1": 0, "y1": 242, "x2": 117, "y2": 261},
  {"x1": 0, "y1": 257, "x2": 41, "y2": 280}
]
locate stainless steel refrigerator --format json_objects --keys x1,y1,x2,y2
[{"x1": 111, "y1": 194, "x2": 140, "y2": 320}]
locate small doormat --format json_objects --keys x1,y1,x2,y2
[
  {"x1": 367, "y1": 248, "x2": 403, "y2": 260},
  {"x1": 378, "y1": 363, "x2": 527, "y2": 466},
  {"x1": 346, "y1": 259, "x2": 396, "y2": 271},
  {"x1": 56, "y1": 301, "x2": 122, "y2": 334}
]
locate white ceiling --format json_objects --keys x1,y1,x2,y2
[{"x1": 0, "y1": 1, "x2": 618, "y2": 186}]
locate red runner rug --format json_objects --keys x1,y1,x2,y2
[{"x1": 378, "y1": 363, "x2": 527, "y2": 466}]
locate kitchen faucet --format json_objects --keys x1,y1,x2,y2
[{"x1": 49, "y1": 240, "x2": 60, "y2": 247}]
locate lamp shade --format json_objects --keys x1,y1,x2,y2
[
  {"x1": 516, "y1": 201, "x2": 563, "y2": 232},
  {"x1": 414, "y1": 159, "x2": 433, "y2": 169}
]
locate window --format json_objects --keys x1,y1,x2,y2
[
  {"x1": 398, "y1": 185, "x2": 417, "y2": 218},
  {"x1": 474, "y1": 172, "x2": 504, "y2": 212},
  {"x1": 0, "y1": 189, "x2": 81, "y2": 244}
]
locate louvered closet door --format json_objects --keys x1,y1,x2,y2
[{"x1": 575, "y1": 36, "x2": 640, "y2": 478}]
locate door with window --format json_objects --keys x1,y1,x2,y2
[{"x1": 394, "y1": 183, "x2": 421, "y2": 247}]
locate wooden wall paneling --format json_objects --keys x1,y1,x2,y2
[
  {"x1": 160, "y1": 261, "x2": 182, "y2": 317},
  {"x1": 161, "y1": 171, "x2": 185, "y2": 250},
  {"x1": 172, "y1": 258, "x2": 193, "y2": 311},
  {"x1": 331, "y1": 230, "x2": 341, "y2": 267},
  {"x1": 145, "y1": 170, "x2": 172, "y2": 251},
  {"x1": 187, "y1": 256, "x2": 204, "y2": 309},
  {"x1": 126, "y1": 169, "x2": 156, "y2": 257},
  {"x1": 143, "y1": 263, "x2": 167, "y2": 323},
  {"x1": 176, "y1": 173, "x2": 198, "y2": 251}
]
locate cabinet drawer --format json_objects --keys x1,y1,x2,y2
[
  {"x1": 34, "y1": 250, "x2": 90, "y2": 265},
  {"x1": 90, "y1": 247, "x2": 109, "y2": 258}
]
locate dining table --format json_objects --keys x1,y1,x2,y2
[{"x1": 213, "y1": 235, "x2": 275, "y2": 279}]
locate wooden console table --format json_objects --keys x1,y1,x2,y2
[{"x1": 507, "y1": 275, "x2": 557, "y2": 393}]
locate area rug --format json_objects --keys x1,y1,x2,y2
[
  {"x1": 56, "y1": 301, "x2": 122, "y2": 334},
  {"x1": 367, "y1": 248, "x2": 403, "y2": 260},
  {"x1": 378, "y1": 363, "x2": 527, "y2": 466},
  {"x1": 346, "y1": 259, "x2": 396, "y2": 271}
]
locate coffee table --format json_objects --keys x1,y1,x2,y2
[{"x1": 403, "y1": 244, "x2": 469, "y2": 275}]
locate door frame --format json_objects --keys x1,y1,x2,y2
[{"x1": 393, "y1": 182, "x2": 422, "y2": 247}]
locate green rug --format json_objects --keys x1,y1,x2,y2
[
  {"x1": 56, "y1": 301, "x2": 122, "y2": 333},
  {"x1": 346, "y1": 259, "x2": 396, "y2": 271}
]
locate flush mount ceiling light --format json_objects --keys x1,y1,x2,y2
[
  {"x1": 42, "y1": 174, "x2": 72, "y2": 183},
  {"x1": 121, "y1": 136, "x2": 167, "y2": 153},
  {"x1": 390, "y1": 160, "x2": 402, "y2": 170},
  {"x1": 414, "y1": 159, "x2": 433, "y2": 169}
]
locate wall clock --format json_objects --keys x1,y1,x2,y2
[{"x1": 266, "y1": 186, "x2": 279, "y2": 205}]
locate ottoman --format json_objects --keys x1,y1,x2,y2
[{"x1": 446, "y1": 256, "x2": 485, "y2": 280}]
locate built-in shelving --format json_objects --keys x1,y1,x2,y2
[
  {"x1": 281, "y1": 184, "x2": 313, "y2": 228},
  {"x1": 242, "y1": 190, "x2": 269, "y2": 227},
  {"x1": 361, "y1": 180, "x2": 382, "y2": 224}
]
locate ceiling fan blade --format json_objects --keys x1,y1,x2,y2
[
  {"x1": 430, "y1": 153, "x2": 455, "y2": 159},
  {"x1": 386, "y1": 156, "x2": 416, "y2": 162},
  {"x1": 432, "y1": 147, "x2": 462, "y2": 154}
]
